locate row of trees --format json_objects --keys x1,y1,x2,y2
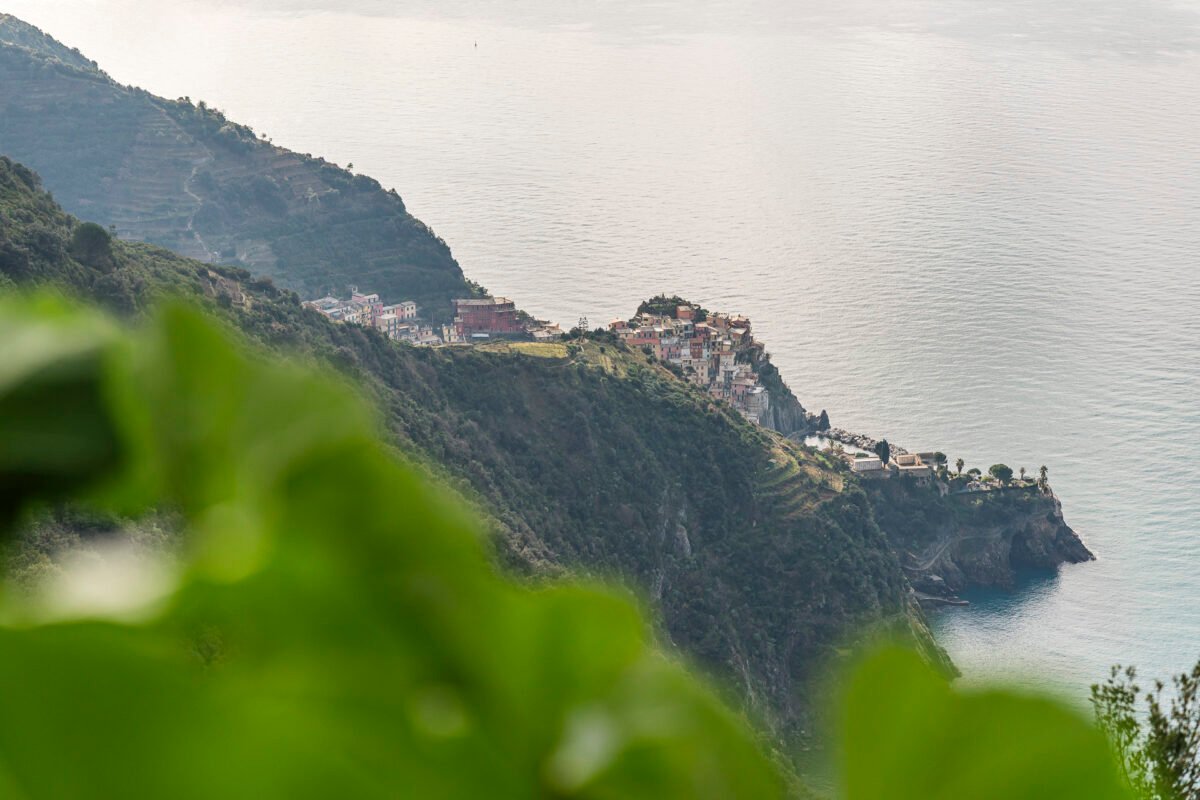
[
  {"x1": 954, "y1": 461, "x2": 1049, "y2": 487},
  {"x1": 869, "y1": 439, "x2": 1051, "y2": 489}
]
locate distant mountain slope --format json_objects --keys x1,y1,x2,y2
[
  {"x1": 0, "y1": 16, "x2": 468, "y2": 320},
  {"x1": 0, "y1": 154, "x2": 950, "y2": 743},
  {"x1": 0, "y1": 14, "x2": 97, "y2": 71}
]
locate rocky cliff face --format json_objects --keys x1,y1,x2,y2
[
  {"x1": 747, "y1": 348, "x2": 810, "y2": 437},
  {"x1": 762, "y1": 388, "x2": 809, "y2": 438},
  {"x1": 867, "y1": 482, "x2": 1093, "y2": 600},
  {"x1": 1008, "y1": 496, "x2": 1095, "y2": 571}
]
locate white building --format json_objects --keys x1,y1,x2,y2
[{"x1": 849, "y1": 455, "x2": 885, "y2": 474}]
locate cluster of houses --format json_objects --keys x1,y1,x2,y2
[
  {"x1": 845, "y1": 451, "x2": 1035, "y2": 494},
  {"x1": 303, "y1": 289, "x2": 442, "y2": 345},
  {"x1": 304, "y1": 291, "x2": 565, "y2": 346},
  {"x1": 305, "y1": 292, "x2": 775, "y2": 427},
  {"x1": 608, "y1": 304, "x2": 772, "y2": 426},
  {"x1": 305, "y1": 291, "x2": 777, "y2": 426},
  {"x1": 847, "y1": 452, "x2": 939, "y2": 485}
]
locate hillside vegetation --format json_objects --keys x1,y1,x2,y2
[
  {"x1": 0, "y1": 155, "x2": 949, "y2": 742},
  {"x1": 0, "y1": 17, "x2": 468, "y2": 319}
]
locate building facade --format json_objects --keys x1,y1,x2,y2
[{"x1": 453, "y1": 297, "x2": 522, "y2": 338}]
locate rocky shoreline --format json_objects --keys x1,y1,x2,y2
[
  {"x1": 900, "y1": 493, "x2": 1094, "y2": 607},
  {"x1": 810, "y1": 427, "x2": 1095, "y2": 610},
  {"x1": 819, "y1": 427, "x2": 910, "y2": 456}
]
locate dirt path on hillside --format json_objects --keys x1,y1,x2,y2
[
  {"x1": 909, "y1": 532, "x2": 994, "y2": 571},
  {"x1": 184, "y1": 156, "x2": 217, "y2": 261}
]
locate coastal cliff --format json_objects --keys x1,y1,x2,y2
[
  {"x1": 866, "y1": 480, "x2": 1093, "y2": 600},
  {"x1": 749, "y1": 349, "x2": 810, "y2": 437},
  {"x1": 617, "y1": 295, "x2": 811, "y2": 438}
]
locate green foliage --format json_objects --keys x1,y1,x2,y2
[
  {"x1": 0, "y1": 296, "x2": 123, "y2": 530},
  {"x1": 841, "y1": 649, "x2": 1133, "y2": 800},
  {"x1": 69, "y1": 222, "x2": 114, "y2": 272},
  {"x1": 0, "y1": 297, "x2": 787, "y2": 798},
  {"x1": 873, "y1": 440, "x2": 891, "y2": 465},
  {"x1": 989, "y1": 464, "x2": 1014, "y2": 483},
  {"x1": 1093, "y1": 662, "x2": 1200, "y2": 799},
  {"x1": 636, "y1": 295, "x2": 704, "y2": 319}
]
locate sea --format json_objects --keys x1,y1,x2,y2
[{"x1": 7, "y1": 0, "x2": 1200, "y2": 703}]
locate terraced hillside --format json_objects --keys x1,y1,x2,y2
[
  {"x1": 0, "y1": 13, "x2": 95, "y2": 70},
  {"x1": 0, "y1": 16, "x2": 468, "y2": 320},
  {"x1": 0, "y1": 155, "x2": 947, "y2": 744}
]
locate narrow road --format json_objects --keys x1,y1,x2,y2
[
  {"x1": 909, "y1": 532, "x2": 993, "y2": 572},
  {"x1": 183, "y1": 156, "x2": 218, "y2": 261}
]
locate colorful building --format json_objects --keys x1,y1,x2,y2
[
  {"x1": 608, "y1": 301, "x2": 775, "y2": 427},
  {"x1": 453, "y1": 297, "x2": 522, "y2": 338}
]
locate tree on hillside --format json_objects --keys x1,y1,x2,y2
[
  {"x1": 956, "y1": 458, "x2": 965, "y2": 477},
  {"x1": 637, "y1": 295, "x2": 691, "y2": 318},
  {"x1": 1020, "y1": 467, "x2": 1027, "y2": 482},
  {"x1": 68, "y1": 222, "x2": 114, "y2": 272},
  {"x1": 874, "y1": 440, "x2": 891, "y2": 465},
  {"x1": 1040, "y1": 465, "x2": 1050, "y2": 490},
  {"x1": 989, "y1": 464, "x2": 1014, "y2": 483},
  {"x1": 967, "y1": 468, "x2": 982, "y2": 480},
  {"x1": 1093, "y1": 660, "x2": 1200, "y2": 800}
]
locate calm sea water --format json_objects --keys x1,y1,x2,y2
[{"x1": 9, "y1": 0, "x2": 1200, "y2": 701}]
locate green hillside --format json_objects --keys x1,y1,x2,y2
[
  {"x1": 0, "y1": 17, "x2": 468, "y2": 320},
  {"x1": 0, "y1": 155, "x2": 949, "y2": 742},
  {"x1": 0, "y1": 13, "x2": 96, "y2": 70}
]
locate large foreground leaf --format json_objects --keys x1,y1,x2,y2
[
  {"x1": 0, "y1": 297, "x2": 785, "y2": 799},
  {"x1": 840, "y1": 649, "x2": 1134, "y2": 800}
]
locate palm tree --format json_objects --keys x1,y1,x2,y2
[
  {"x1": 1019, "y1": 467, "x2": 1027, "y2": 482},
  {"x1": 1039, "y1": 465, "x2": 1049, "y2": 491},
  {"x1": 955, "y1": 458, "x2": 965, "y2": 477}
]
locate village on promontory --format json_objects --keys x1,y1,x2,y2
[{"x1": 303, "y1": 291, "x2": 779, "y2": 426}]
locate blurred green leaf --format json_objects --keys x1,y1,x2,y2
[
  {"x1": 839, "y1": 649, "x2": 1135, "y2": 800},
  {"x1": 0, "y1": 297, "x2": 121, "y2": 531},
  {"x1": 0, "y1": 298, "x2": 788, "y2": 798}
]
